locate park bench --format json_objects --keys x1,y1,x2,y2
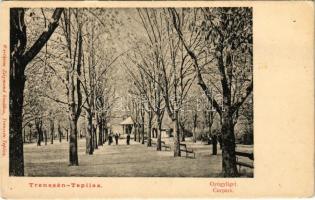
[
  {"x1": 179, "y1": 143, "x2": 195, "y2": 158},
  {"x1": 145, "y1": 138, "x2": 156, "y2": 146},
  {"x1": 161, "y1": 141, "x2": 171, "y2": 151},
  {"x1": 235, "y1": 151, "x2": 254, "y2": 172}
]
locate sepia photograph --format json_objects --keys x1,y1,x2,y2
[{"x1": 9, "y1": 7, "x2": 253, "y2": 178}]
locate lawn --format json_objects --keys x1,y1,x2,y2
[{"x1": 24, "y1": 137, "x2": 253, "y2": 177}]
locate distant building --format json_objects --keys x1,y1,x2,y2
[
  {"x1": 108, "y1": 116, "x2": 125, "y2": 135},
  {"x1": 120, "y1": 116, "x2": 134, "y2": 135},
  {"x1": 151, "y1": 113, "x2": 174, "y2": 138}
]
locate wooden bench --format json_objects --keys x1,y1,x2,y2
[
  {"x1": 235, "y1": 151, "x2": 254, "y2": 172},
  {"x1": 145, "y1": 139, "x2": 156, "y2": 146},
  {"x1": 161, "y1": 141, "x2": 171, "y2": 151},
  {"x1": 180, "y1": 144, "x2": 195, "y2": 158}
]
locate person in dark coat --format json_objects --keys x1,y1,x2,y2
[
  {"x1": 108, "y1": 134, "x2": 113, "y2": 145},
  {"x1": 126, "y1": 134, "x2": 130, "y2": 145},
  {"x1": 36, "y1": 131, "x2": 41, "y2": 146},
  {"x1": 211, "y1": 134, "x2": 217, "y2": 155},
  {"x1": 114, "y1": 133, "x2": 119, "y2": 145}
]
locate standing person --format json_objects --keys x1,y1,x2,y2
[
  {"x1": 115, "y1": 133, "x2": 119, "y2": 145},
  {"x1": 126, "y1": 134, "x2": 130, "y2": 145},
  {"x1": 108, "y1": 133, "x2": 113, "y2": 145},
  {"x1": 211, "y1": 134, "x2": 217, "y2": 155},
  {"x1": 36, "y1": 131, "x2": 40, "y2": 146}
]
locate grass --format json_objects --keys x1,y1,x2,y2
[{"x1": 24, "y1": 137, "x2": 253, "y2": 177}]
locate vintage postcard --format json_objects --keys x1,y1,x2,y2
[{"x1": 0, "y1": 1, "x2": 314, "y2": 198}]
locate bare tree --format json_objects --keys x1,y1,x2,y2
[
  {"x1": 10, "y1": 8, "x2": 63, "y2": 176},
  {"x1": 45, "y1": 8, "x2": 85, "y2": 165},
  {"x1": 169, "y1": 8, "x2": 253, "y2": 176},
  {"x1": 34, "y1": 117, "x2": 43, "y2": 146},
  {"x1": 136, "y1": 8, "x2": 195, "y2": 156}
]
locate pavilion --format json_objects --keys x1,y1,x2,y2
[{"x1": 120, "y1": 116, "x2": 134, "y2": 135}]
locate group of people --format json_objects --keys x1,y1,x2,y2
[
  {"x1": 107, "y1": 133, "x2": 132, "y2": 146},
  {"x1": 108, "y1": 133, "x2": 120, "y2": 145}
]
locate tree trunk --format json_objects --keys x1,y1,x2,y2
[
  {"x1": 102, "y1": 119, "x2": 106, "y2": 144},
  {"x1": 86, "y1": 131, "x2": 92, "y2": 154},
  {"x1": 156, "y1": 118, "x2": 162, "y2": 151},
  {"x1": 69, "y1": 116, "x2": 78, "y2": 166},
  {"x1": 102, "y1": 128, "x2": 105, "y2": 144},
  {"x1": 208, "y1": 110, "x2": 214, "y2": 138},
  {"x1": 98, "y1": 119, "x2": 103, "y2": 146},
  {"x1": 10, "y1": 14, "x2": 26, "y2": 172},
  {"x1": 44, "y1": 130, "x2": 47, "y2": 145},
  {"x1": 141, "y1": 122, "x2": 145, "y2": 145},
  {"x1": 35, "y1": 119, "x2": 42, "y2": 146},
  {"x1": 221, "y1": 109, "x2": 238, "y2": 177},
  {"x1": 93, "y1": 125, "x2": 98, "y2": 149},
  {"x1": 180, "y1": 124, "x2": 185, "y2": 142},
  {"x1": 147, "y1": 114, "x2": 152, "y2": 147},
  {"x1": 29, "y1": 128, "x2": 32, "y2": 143},
  {"x1": 134, "y1": 124, "x2": 137, "y2": 141},
  {"x1": 104, "y1": 127, "x2": 108, "y2": 143},
  {"x1": 58, "y1": 124, "x2": 62, "y2": 143},
  {"x1": 37, "y1": 130, "x2": 41, "y2": 146},
  {"x1": 173, "y1": 111, "x2": 181, "y2": 157},
  {"x1": 86, "y1": 111, "x2": 94, "y2": 154},
  {"x1": 212, "y1": 134, "x2": 217, "y2": 155},
  {"x1": 50, "y1": 120, "x2": 54, "y2": 144},
  {"x1": 102, "y1": 120, "x2": 105, "y2": 144},
  {"x1": 91, "y1": 124, "x2": 95, "y2": 147},
  {"x1": 137, "y1": 124, "x2": 141, "y2": 143},
  {"x1": 68, "y1": 68, "x2": 78, "y2": 165},
  {"x1": 9, "y1": 58, "x2": 25, "y2": 175},
  {"x1": 192, "y1": 126, "x2": 196, "y2": 143},
  {"x1": 64, "y1": 8, "x2": 84, "y2": 166},
  {"x1": 193, "y1": 113, "x2": 197, "y2": 143},
  {"x1": 40, "y1": 127, "x2": 43, "y2": 142},
  {"x1": 59, "y1": 131, "x2": 62, "y2": 143},
  {"x1": 66, "y1": 129, "x2": 69, "y2": 141}
]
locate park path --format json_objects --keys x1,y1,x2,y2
[{"x1": 24, "y1": 138, "x2": 252, "y2": 177}]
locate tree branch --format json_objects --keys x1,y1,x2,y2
[
  {"x1": 23, "y1": 8, "x2": 64, "y2": 64},
  {"x1": 231, "y1": 81, "x2": 253, "y2": 114}
]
